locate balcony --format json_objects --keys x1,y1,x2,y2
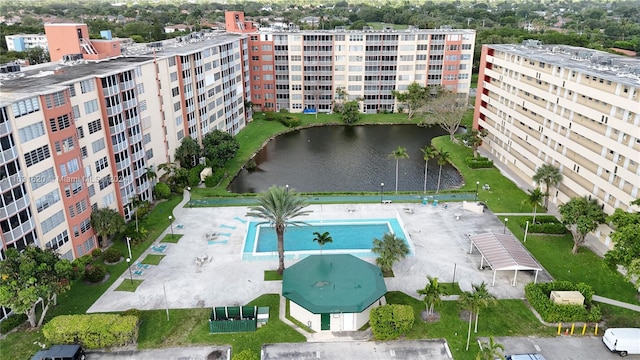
[
  {"x1": 109, "y1": 121, "x2": 126, "y2": 135},
  {"x1": 132, "y1": 149, "x2": 145, "y2": 162},
  {"x1": 1, "y1": 147, "x2": 18, "y2": 163},
  {"x1": 3, "y1": 217, "x2": 36, "y2": 242},
  {"x1": 106, "y1": 103, "x2": 123, "y2": 116},
  {"x1": 103, "y1": 84, "x2": 120, "y2": 97},
  {"x1": 121, "y1": 80, "x2": 134, "y2": 91},
  {"x1": 122, "y1": 98, "x2": 138, "y2": 110},
  {"x1": 125, "y1": 115, "x2": 140, "y2": 128},
  {"x1": 116, "y1": 157, "x2": 131, "y2": 171},
  {"x1": 0, "y1": 196, "x2": 29, "y2": 219},
  {"x1": 0, "y1": 122, "x2": 11, "y2": 136},
  {"x1": 111, "y1": 139, "x2": 128, "y2": 153},
  {"x1": 129, "y1": 132, "x2": 142, "y2": 144}
]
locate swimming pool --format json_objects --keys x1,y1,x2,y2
[{"x1": 242, "y1": 218, "x2": 413, "y2": 260}]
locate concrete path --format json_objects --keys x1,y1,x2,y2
[{"x1": 593, "y1": 295, "x2": 640, "y2": 312}]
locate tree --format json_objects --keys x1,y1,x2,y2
[
  {"x1": 526, "y1": 188, "x2": 544, "y2": 224},
  {"x1": 388, "y1": 146, "x2": 409, "y2": 194},
  {"x1": 421, "y1": 145, "x2": 437, "y2": 194},
  {"x1": 372, "y1": 233, "x2": 410, "y2": 275},
  {"x1": 246, "y1": 186, "x2": 312, "y2": 275},
  {"x1": 532, "y1": 164, "x2": 563, "y2": 208},
  {"x1": 558, "y1": 197, "x2": 606, "y2": 254},
  {"x1": 333, "y1": 86, "x2": 348, "y2": 113},
  {"x1": 0, "y1": 247, "x2": 73, "y2": 329},
  {"x1": 471, "y1": 282, "x2": 496, "y2": 333},
  {"x1": 476, "y1": 336, "x2": 505, "y2": 360},
  {"x1": 435, "y1": 148, "x2": 451, "y2": 193},
  {"x1": 459, "y1": 289, "x2": 476, "y2": 351},
  {"x1": 417, "y1": 276, "x2": 448, "y2": 316},
  {"x1": 604, "y1": 199, "x2": 640, "y2": 286},
  {"x1": 174, "y1": 136, "x2": 201, "y2": 169},
  {"x1": 90, "y1": 207, "x2": 125, "y2": 247},
  {"x1": 391, "y1": 82, "x2": 428, "y2": 120},
  {"x1": 340, "y1": 99, "x2": 362, "y2": 124},
  {"x1": 462, "y1": 128, "x2": 488, "y2": 158},
  {"x1": 421, "y1": 90, "x2": 467, "y2": 141},
  {"x1": 312, "y1": 231, "x2": 333, "y2": 255},
  {"x1": 202, "y1": 130, "x2": 240, "y2": 169}
]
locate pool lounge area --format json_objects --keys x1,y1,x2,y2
[{"x1": 242, "y1": 217, "x2": 414, "y2": 261}]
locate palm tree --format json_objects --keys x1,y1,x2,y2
[
  {"x1": 129, "y1": 195, "x2": 143, "y2": 232},
  {"x1": 417, "y1": 276, "x2": 448, "y2": 316},
  {"x1": 526, "y1": 188, "x2": 544, "y2": 224},
  {"x1": 388, "y1": 146, "x2": 409, "y2": 194},
  {"x1": 90, "y1": 207, "x2": 125, "y2": 247},
  {"x1": 459, "y1": 289, "x2": 477, "y2": 351},
  {"x1": 312, "y1": 231, "x2": 333, "y2": 255},
  {"x1": 472, "y1": 282, "x2": 496, "y2": 333},
  {"x1": 435, "y1": 148, "x2": 451, "y2": 193},
  {"x1": 476, "y1": 336, "x2": 505, "y2": 360},
  {"x1": 246, "y1": 185, "x2": 312, "y2": 275},
  {"x1": 421, "y1": 146, "x2": 437, "y2": 194},
  {"x1": 372, "y1": 232, "x2": 410, "y2": 275},
  {"x1": 532, "y1": 164, "x2": 563, "y2": 207}
]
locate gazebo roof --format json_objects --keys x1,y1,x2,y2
[{"x1": 282, "y1": 254, "x2": 387, "y2": 314}]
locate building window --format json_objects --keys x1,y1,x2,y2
[
  {"x1": 24, "y1": 145, "x2": 51, "y2": 167},
  {"x1": 87, "y1": 119, "x2": 102, "y2": 134}
]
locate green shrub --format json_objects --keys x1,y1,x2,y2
[
  {"x1": 517, "y1": 216, "x2": 567, "y2": 234},
  {"x1": 0, "y1": 313, "x2": 27, "y2": 333},
  {"x1": 188, "y1": 164, "x2": 205, "y2": 187},
  {"x1": 464, "y1": 156, "x2": 494, "y2": 169},
  {"x1": 232, "y1": 349, "x2": 259, "y2": 360},
  {"x1": 42, "y1": 314, "x2": 138, "y2": 349},
  {"x1": 91, "y1": 248, "x2": 102, "y2": 258},
  {"x1": 204, "y1": 168, "x2": 225, "y2": 188},
  {"x1": 121, "y1": 308, "x2": 142, "y2": 320},
  {"x1": 102, "y1": 248, "x2": 122, "y2": 264},
  {"x1": 264, "y1": 111, "x2": 277, "y2": 121},
  {"x1": 154, "y1": 182, "x2": 171, "y2": 199},
  {"x1": 71, "y1": 254, "x2": 93, "y2": 279},
  {"x1": 84, "y1": 264, "x2": 107, "y2": 283},
  {"x1": 370, "y1": 304, "x2": 414, "y2": 340},
  {"x1": 278, "y1": 115, "x2": 301, "y2": 128},
  {"x1": 525, "y1": 281, "x2": 601, "y2": 322}
]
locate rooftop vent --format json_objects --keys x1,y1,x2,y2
[{"x1": 522, "y1": 39, "x2": 542, "y2": 47}]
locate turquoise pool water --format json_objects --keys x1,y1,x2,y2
[{"x1": 242, "y1": 218, "x2": 413, "y2": 260}]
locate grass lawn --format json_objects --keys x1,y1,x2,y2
[
  {"x1": 141, "y1": 254, "x2": 165, "y2": 265},
  {"x1": 471, "y1": 73, "x2": 479, "y2": 89},
  {"x1": 386, "y1": 291, "x2": 556, "y2": 360},
  {"x1": 0, "y1": 327, "x2": 46, "y2": 360},
  {"x1": 137, "y1": 294, "x2": 305, "y2": 354},
  {"x1": 160, "y1": 234, "x2": 183, "y2": 243},
  {"x1": 115, "y1": 279, "x2": 144, "y2": 292},
  {"x1": 440, "y1": 282, "x2": 463, "y2": 296},
  {"x1": 264, "y1": 270, "x2": 282, "y2": 281}
]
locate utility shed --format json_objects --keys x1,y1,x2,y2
[{"x1": 550, "y1": 291, "x2": 585, "y2": 305}]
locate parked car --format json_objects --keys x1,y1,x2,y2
[
  {"x1": 603, "y1": 328, "x2": 640, "y2": 357},
  {"x1": 31, "y1": 344, "x2": 85, "y2": 360},
  {"x1": 505, "y1": 354, "x2": 545, "y2": 360}
]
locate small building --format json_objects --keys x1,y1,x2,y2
[
  {"x1": 550, "y1": 291, "x2": 585, "y2": 306},
  {"x1": 282, "y1": 254, "x2": 387, "y2": 332}
]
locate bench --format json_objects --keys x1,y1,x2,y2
[{"x1": 382, "y1": 200, "x2": 392, "y2": 204}]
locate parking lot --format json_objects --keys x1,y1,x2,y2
[{"x1": 485, "y1": 336, "x2": 640, "y2": 360}]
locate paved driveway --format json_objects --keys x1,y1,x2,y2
[
  {"x1": 485, "y1": 336, "x2": 640, "y2": 360},
  {"x1": 86, "y1": 346, "x2": 229, "y2": 360}
]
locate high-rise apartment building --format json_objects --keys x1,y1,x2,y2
[
  {"x1": 226, "y1": 11, "x2": 476, "y2": 113},
  {"x1": 5, "y1": 34, "x2": 49, "y2": 52},
  {"x1": 0, "y1": 26, "x2": 251, "y2": 266},
  {"x1": 474, "y1": 41, "x2": 640, "y2": 247}
]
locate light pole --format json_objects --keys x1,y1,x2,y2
[
  {"x1": 126, "y1": 236, "x2": 132, "y2": 261},
  {"x1": 285, "y1": 184, "x2": 289, "y2": 194},
  {"x1": 125, "y1": 258, "x2": 133, "y2": 284},
  {"x1": 503, "y1": 217, "x2": 509, "y2": 234},
  {"x1": 168, "y1": 215, "x2": 174, "y2": 239},
  {"x1": 475, "y1": 181, "x2": 480, "y2": 202},
  {"x1": 380, "y1": 182, "x2": 384, "y2": 203},
  {"x1": 186, "y1": 187, "x2": 191, "y2": 207}
]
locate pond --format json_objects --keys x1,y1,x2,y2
[{"x1": 228, "y1": 124, "x2": 463, "y2": 193}]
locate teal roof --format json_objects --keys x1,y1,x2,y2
[{"x1": 282, "y1": 254, "x2": 387, "y2": 314}]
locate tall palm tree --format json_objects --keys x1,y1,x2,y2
[
  {"x1": 388, "y1": 146, "x2": 409, "y2": 194},
  {"x1": 246, "y1": 185, "x2": 312, "y2": 275},
  {"x1": 129, "y1": 195, "x2": 143, "y2": 232},
  {"x1": 476, "y1": 336, "x2": 505, "y2": 360},
  {"x1": 417, "y1": 276, "x2": 448, "y2": 316},
  {"x1": 459, "y1": 289, "x2": 477, "y2": 351},
  {"x1": 526, "y1": 188, "x2": 544, "y2": 224},
  {"x1": 435, "y1": 148, "x2": 451, "y2": 193},
  {"x1": 372, "y1": 232, "x2": 410, "y2": 275},
  {"x1": 90, "y1": 207, "x2": 125, "y2": 248},
  {"x1": 472, "y1": 282, "x2": 497, "y2": 333},
  {"x1": 532, "y1": 164, "x2": 563, "y2": 207},
  {"x1": 312, "y1": 231, "x2": 333, "y2": 255},
  {"x1": 421, "y1": 146, "x2": 437, "y2": 194}
]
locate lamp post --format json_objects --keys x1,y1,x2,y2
[
  {"x1": 475, "y1": 181, "x2": 480, "y2": 202},
  {"x1": 168, "y1": 215, "x2": 174, "y2": 239},
  {"x1": 125, "y1": 258, "x2": 133, "y2": 284},
  {"x1": 126, "y1": 236, "x2": 132, "y2": 261},
  {"x1": 503, "y1": 217, "x2": 509, "y2": 234},
  {"x1": 186, "y1": 187, "x2": 191, "y2": 207},
  {"x1": 285, "y1": 184, "x2": 289, "y2": 194},
  {"x1": 380, "y1": 182, "x2": 384, "y2": 203}
]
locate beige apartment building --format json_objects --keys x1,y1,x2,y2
[{"x1": 474, "y1": 41, "x2": 640, "y2": 247}]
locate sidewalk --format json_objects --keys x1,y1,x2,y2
[{"x1": 593, "y1": 295, "x2": 640, "y2": 312}]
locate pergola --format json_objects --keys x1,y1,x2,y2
[{"x1": 468, "y1": 233, "x2": 542, "y2": 286}]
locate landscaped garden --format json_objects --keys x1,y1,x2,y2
[{"x1": 1, "y1": 110, "x2": 638, "y2": 360}]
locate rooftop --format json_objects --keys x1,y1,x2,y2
[
  {"x1": 487, "y1": 43, "x2": 640, "y2": 88},
  {"x1": 282, "y1": 254, "x2": 387, "y2": 314}
]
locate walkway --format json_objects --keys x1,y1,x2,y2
[{"x1": 593, "y1": 295, "x2": 640, "y2": 312}]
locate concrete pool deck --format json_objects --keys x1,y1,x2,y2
[{"x1": 88, "y1": 201, "x2": 552, "y2": 314}]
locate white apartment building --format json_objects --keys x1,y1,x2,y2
[
  {"x1": 474, "y1": 42, "x2": 640, "y2": 247},
  {"x1": 5, "y1": 34, "x2": 49, "y2": 52}
]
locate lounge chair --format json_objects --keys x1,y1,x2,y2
[
  {"x1": 135, "y1": 261, "x2": 150, "y2": 269},
  {"x1": 133, "y1": 269, "x2": 144, "y2": 276}
]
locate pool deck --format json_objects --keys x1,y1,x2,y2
[{"x1": 88, "y1": 200, "x2": 552, "y2": 313}]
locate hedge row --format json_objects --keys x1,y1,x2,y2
[
  {"x1": 517, "y1": 216, "x2": 567, "y2": 234},
  {"x1": 42, "y1": 314, "x2": 138, "y2": 349},
  {"x1": 525, "y1": 281, "x2": 601, "y2": 322},
  {"x1": 370, "y1": 304, "x2": 414, "y2": 340},
  {"x1": 464, "y1": 156, "x2": 494, "y2": 169}
]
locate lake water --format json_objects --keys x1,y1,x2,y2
[{"x1": 228, "y1": 124, "x2": 463, "y2": 193}]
